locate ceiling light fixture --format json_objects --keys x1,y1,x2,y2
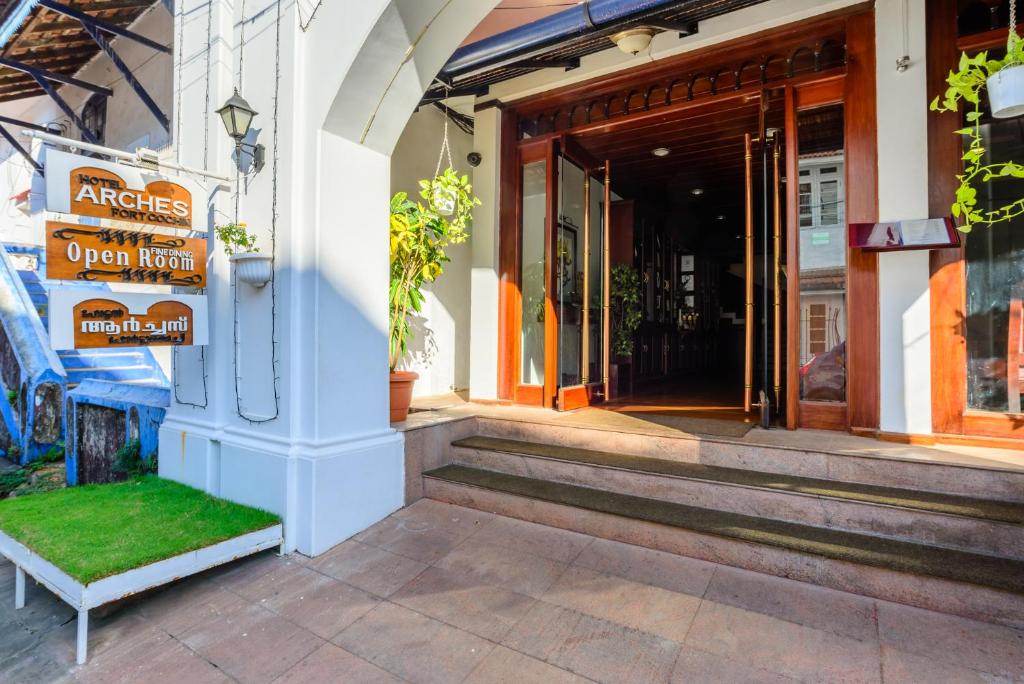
[
  {"x1": 611, "y1": 27, "x2": 656, "y2": 55},
  {"x1": 691, "y1": 188, "x2": 704, "y2": 196},
  {"x1": 652, "y1": 147, "x2": 670, "y2": 157},
  {"x1": 716, "y1": 215, "x2": 726, "y2": 221}
]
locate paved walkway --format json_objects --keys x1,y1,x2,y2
[{"x1": 1, "y1": 499, "x2": 1022, "y2": 683}]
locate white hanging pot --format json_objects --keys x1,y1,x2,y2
[
  {"x1": 230, "y1": 252, "x2": 273, "y2": 288},
  {"x1": 988, "y1": 64, "x2": 1024, "y2": 118},
  {"x1": 431, "y1": 183, "x2": 457, "y2": 216}
]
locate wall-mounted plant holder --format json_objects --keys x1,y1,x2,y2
[{"x1": 230, "y1": 252, "x2": 273, "y2": 288}]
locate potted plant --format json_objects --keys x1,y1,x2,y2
[
  {"x1": 609, "y1": 264, "x2": 642, "y2": 399},
  {"x1": 931, "y1": 29, "x2": 1024, "y2": 231},
  {"x1": 216, "y1": 222, "x2": 272, "y2": 287},
  {"x1": 388, "y1": 167, "x2": 478, "y2": 422}
]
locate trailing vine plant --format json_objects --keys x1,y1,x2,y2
[
  {"x1": 930, "y1": 32, "x2": 1024, "y2": 231},
  {"x1": 389, "y1": 167, "x2": 479, "y2": 371}
]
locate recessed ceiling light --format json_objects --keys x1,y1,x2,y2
[
  {"x1": 716, "y1": 215, "x2": 726, "y2": 221},
  {"x1": 691, "y1": 188, "x2": 704, "y2": 196},
  {"x1": 652, "y1": 147, "x2": 670, "y2": 157}
]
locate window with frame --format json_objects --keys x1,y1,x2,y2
[{"x1": 81, "y1": 93, "x2": 107, "y2": 146}]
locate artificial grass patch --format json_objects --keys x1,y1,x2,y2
[{"x1": 0, "y1": 476, "x2": 279, "y2": 584}]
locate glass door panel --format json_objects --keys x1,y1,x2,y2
[
  {"x1": 795, "y1": 103, "x2": 847, "y2": 403},
  {"x1": 520, "y1": 159, "x2": 547, "y2": 387},
  {"x1": 555, "y1": 138, "x2": 608, "y2": 410},
  {"x1": 557, "y1": 156, "x2": 586, "y2": 388},
  {"x1": 588, "y1": 173, "x2": 605, "y2": 386}
]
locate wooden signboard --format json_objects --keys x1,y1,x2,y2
[
  {"x1": 46, "y1": 222, "x2": 207, "y2": 287},
  {"x1": 45, "y1": 149, "x2": 207, "y2": 232},
  {"x1": 49, "y1": 290, "x2": 209, "y2": 349}
]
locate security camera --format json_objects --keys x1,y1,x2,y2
[{"x1": 467, "y1": 151, "x2": 482, "y2": 167}]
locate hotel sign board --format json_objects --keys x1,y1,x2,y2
[
  {"x1": 49, "y1": 290, "x2": 209, "y2": 350},
  {"x1": 45, "y1": 221, "x2": 207, "y2": 287},
  {"x1": 44, "y1": 149, "x2": 207, "y2": 232}
]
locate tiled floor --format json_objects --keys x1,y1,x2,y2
[{"x1": 2, "y1": 499, "x2": 1023, "y2": 683}]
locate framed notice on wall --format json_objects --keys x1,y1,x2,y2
[
  {"x1": 848, "y1": 217, "x2": 960, "y2": 251},
  {"x1": 49, "y1": 290, "x2": 209, "y2": 350},
  {"x1": 44, "y1": 149, "x2": 208, "y2": 232}
]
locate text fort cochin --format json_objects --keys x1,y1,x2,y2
[{"x1": 73, "y1": 173, "x2": 191, "y2": 227}]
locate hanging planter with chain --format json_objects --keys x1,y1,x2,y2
[{"x1": 931, "y1": 0, "x2": 1024, "y2": 231}]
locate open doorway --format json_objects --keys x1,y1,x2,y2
[{"x1": 568, "y1": 93, "x2": 787, "y2": 429}]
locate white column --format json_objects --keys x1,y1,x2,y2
[
  {"x1": 469, "y1": 107, "x2": 502, "y2": 400},
  {"x1": 875, "y1": 0, "x2": 932, "y2": 435}
]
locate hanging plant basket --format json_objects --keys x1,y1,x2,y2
[
  {"x1": 230, "y1": 252, "x2": 273, "y2": 288},
  {"x1": 988, "y1": 63, "x2": 1024, "y2": 118}
]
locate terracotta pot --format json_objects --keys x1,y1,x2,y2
[{"x1": 389, "y1": 370, "x2": 419, "y2": 423}]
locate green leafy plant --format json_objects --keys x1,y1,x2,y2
[
  {"x1": 214, "y1": 222, "x2": 259, "y2": 256},
  {"x1": 5, "y1": 388, "x2": 17, "y2": 406},
  {"x1": 389, "y1": 167, "x2": 478, "y2": 370},
  {"x1": 931, "y1": 34, "x2": 1024, "y2": 231},
  {"x1": 610, "y1": 265, "x2": 642, "y2": 358},
  {"x1": 112, "y1": 439, "x2": 157, "y2": 479}
]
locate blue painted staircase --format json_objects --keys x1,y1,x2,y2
[
  {"x1": 0, "y1": 244, "x2": 169, "y2": 464},
  {"x1": 15, "y1": 266, "x2": 169, "y2": 389}
]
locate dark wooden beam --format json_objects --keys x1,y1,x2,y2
[
  {"x1": 0, "y1": 56, "x2": 111, "y2": 95},
  {"x1": 38, "y1": 0, "x2": 170, "y2": 53}
]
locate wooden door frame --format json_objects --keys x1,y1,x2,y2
[
  {"x1": 496, "y1": 6, "x2": 880, "y2": 429},
  {"x1": 783, "y1": 8, "x2": 879, "y2": 432},
  {"x1": 927, "y1": 0, "x2": 1024, "y2": 440},
  {"x1": 556, "y1": 134, "x2": 608, "y2": 411}
]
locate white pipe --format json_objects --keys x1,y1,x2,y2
[{"x1": 21, "y1": 129, "x2": 231, "y2": 182}]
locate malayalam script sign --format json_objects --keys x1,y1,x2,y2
[
  {"x1": 49, "y1": 290, "x2": 209, "y2": 350},
  {"x1": 45, "y1": 149, "x2": 207, "y2": 231},
  {"x1": 46, "y1": 221, "x2": 207, "y2": 287}
]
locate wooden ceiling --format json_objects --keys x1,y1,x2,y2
[
  {"x1": 573, "y1": 91, "x2": 784, "y2": 202},
  {"x1": 0, "y1": 0, "x2": 158, "y2": 103}
]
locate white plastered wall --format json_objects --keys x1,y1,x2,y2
[
  {"x1": 875, "y1": 0, "x2": 932, "y2": 435},
  {"x1": 390, "y1": 105, "x2": 474, "y2": 397}
]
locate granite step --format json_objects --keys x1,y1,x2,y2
[
  {"x1": 423, "y1": 464, "x2": 1024, "y2": 628},
  {"x1": 451, "y1": 436, "x2": 1024, "y2": 558},
  {"x1": 473, "y1": 416, "x2": 1024, "y2": 503}
]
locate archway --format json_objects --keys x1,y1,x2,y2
[{"x1": 160, "y1": 0, "x2": 499, "y2": 556}]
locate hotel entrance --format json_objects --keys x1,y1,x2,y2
[{"x1": 495, "y1": 8, "x2": 875, "y2": 432}]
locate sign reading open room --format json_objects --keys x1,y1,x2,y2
[
  {"x1": 49, "y1": 290, "x2": 209, "y2": 350},
  {"x1": 44, "y1": 149, "x2": 207, "y2": 231},
  {"x1": 46, "y1": 221, "x2": 207, "y2": 287}
]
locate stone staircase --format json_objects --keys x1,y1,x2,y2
[{"x1": 419, "y1": 418, "x2": 1024, "y2": 628}]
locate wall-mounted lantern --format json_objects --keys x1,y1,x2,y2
[{"x1": 216, "y1": 89, "x2": 265, "y2": 173}]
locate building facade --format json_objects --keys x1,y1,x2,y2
[{"x1": 131, "y1": 0, "x2": 1023, "y2": 555}]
